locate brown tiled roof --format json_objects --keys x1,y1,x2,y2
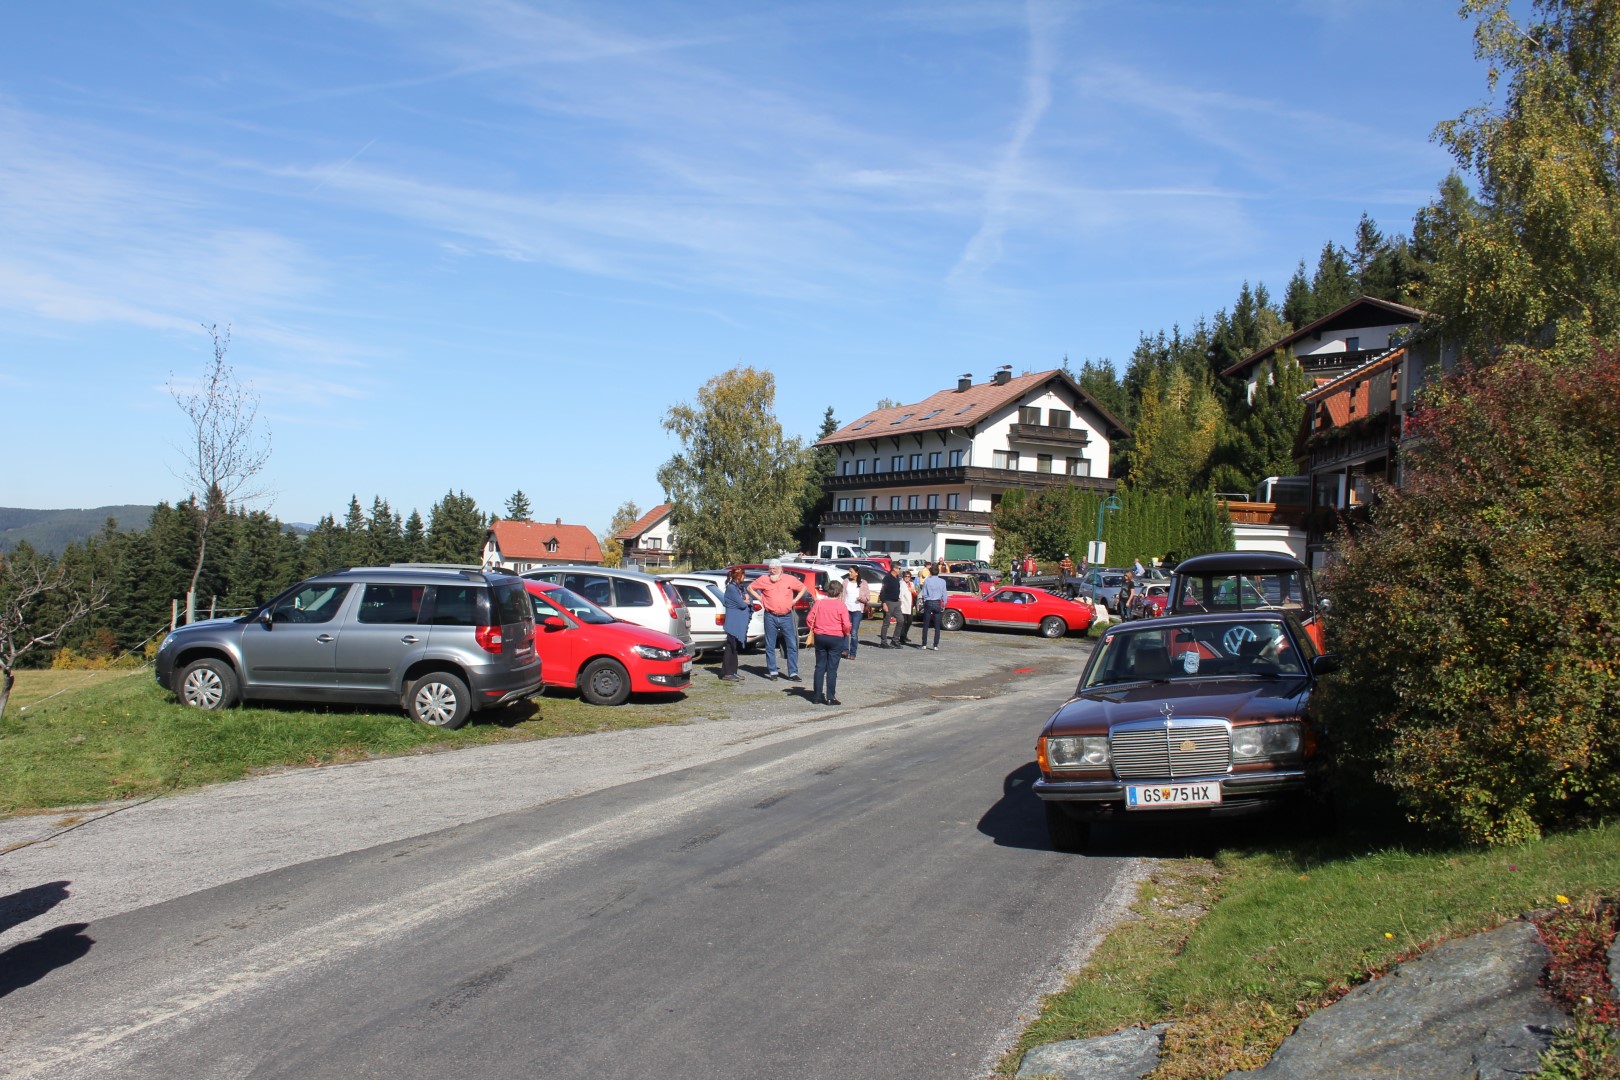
[
  {"x1": 1224, "y1": 295, "x2": 1426, "y2": 378},
  {"x1": 488, "y1": 519, "x2": 602, "y2": 563},
  {"x1": 613, "y1": 503, "x2": 671, "y2": 542},
  {"x1": 816, "y1": 368, "x2": 1129, "y2": 447},
  {"x1": 1300, "y1": 346, "x2": 1406, "y2": 404}
]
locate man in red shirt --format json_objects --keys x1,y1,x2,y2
[{"x1": 747, "y1": 560, "x2": 808, "y2": 681}]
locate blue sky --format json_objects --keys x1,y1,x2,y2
[{"x1": 2, "y1": 1, "x2": 1490, "y2": 532}]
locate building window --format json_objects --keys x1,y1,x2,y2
[
  {"x1": 646, "y1": 538, "x2": 662, "y2": 549},
  {"x1": 546, "y1": 539, "x2": 559, "y2": 553},
  {"x1": 1065, "y1": 456, "x2": 1090, "y2": 476},
  {"x1": 907, "y1": 495, "x2": 920, "y2": 510},
  {"x1": 928, "y1": 451, "x2": 942, "y2": 469},
  {"x1": 1019, "y1": 406, "x2": 1041, "y2": 425},
  {"x1": 992, "y1": 450, "x2": 1020, "y2": 470},
  {"x1": 927, "y1": 494, "x2": 939, "y2": 509},
  {"x1": 1048, "y1": 408, "x2": 1070, "y2": 428},
  {"x1": 948, "y1": 448, "x2": 964, "y2": 467},
  {"x1": 872, "y1": 457, "x2": 881, "y2": 473},
  {"x1": 855, "y1": 458, "x2": 867, "y2": 475},
  {"x1": 853, "y1": 498, "x2": 865, "y2": 511},
  {"x1": 837, "y1": 499, "x2": 850, "y2": 512},
  {"x1": 889, "y1": 496, "x2": 900, "y2": 510},
  {"x1": 891, "y1": 455, "x2": 904, "y2": 471},
  {"x1": 840, "y1": 459, "x2": 852, "y2": 475},
  {"x1": 1036, "y1": 454, "x2": 1053, "y2": 473},
  {"x1": 946, "y1": 493, "x2": 959, "y2": 510},
  {"x1": 909, "y1": 453, "x2": 923, "y2": 470},
  {"x1": 1345, "y1": 336, "x2": 1360, "y2": 352}
]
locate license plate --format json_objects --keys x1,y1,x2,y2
[
  {"x1": 680, "y1": 661, "x2": 692, "y2": 675},
  {"x1": 1125, "y1": 782, "x2": 1222, "y2": 809}
]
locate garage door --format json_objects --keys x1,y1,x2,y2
[{"x1": 943, "y1": 539, "x2": 979, "y2": 561}]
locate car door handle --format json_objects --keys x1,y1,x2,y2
[
  {"x1": 317, "y1": 633, "x2": 335, "y2": 644},
  {"x1": 400, "y1": 635, "x2": 421, "y2": 644}
]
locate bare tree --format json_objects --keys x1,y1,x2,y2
[
  {"x1": 0, "y1": 556, "x2": 110, "y2": 720},
  {"x1": 169, "y1": 324, "x2": 271, "y2": 621}
]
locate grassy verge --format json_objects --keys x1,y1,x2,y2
[
  {"x1": 0, "y1": 668, "x2": 697, "y2": 814},
  {"x1": 1001, "y1": 820, "x2": 1620, "y2": 1079}
]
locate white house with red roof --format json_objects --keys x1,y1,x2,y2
[
  {"x1": 813, "y1": 367, "x2": 1128, "y2": 565},
  {"x1": 612, "y1": 503, "x2": 676, "y2": 568},
  {"x1": 483, "y1": 518, "x2": 603, "y2": 571},
  {"x1": 1223, "y1": 295, "x2": 1425, "y2": 404}
]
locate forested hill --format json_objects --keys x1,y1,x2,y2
[{"x1": 0, "y1": 506, "x2": 154, "y2": 556}]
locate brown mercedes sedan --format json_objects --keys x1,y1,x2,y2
[{"x1": 1034, "y1": 611, "x2": 1339, "y2": 851}]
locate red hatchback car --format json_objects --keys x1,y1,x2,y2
[
  {"x1": 942, "y1": 586, "x2": 1096, "y2": 638},
  {"x1": 524, "y1": 580, "x2": 692, "y2": 705}
]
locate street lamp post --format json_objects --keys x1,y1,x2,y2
[
  {"x1": 1090, "y1": 495, "x2": 1121, "y2": 566},
  {"x1": 858, "y1": 512, "x2": 874, "y2": 551}
]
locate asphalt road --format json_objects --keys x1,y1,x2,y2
[{"x1": 0, "y1": 627, "x2": 1144, "y2": 1079}]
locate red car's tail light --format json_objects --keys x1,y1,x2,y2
[{"x1": 474, "y1": 625, "x2": 504, "y2": 654}]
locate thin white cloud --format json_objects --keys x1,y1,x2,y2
[{"x1": 950, "y1": 0, "x2": 1061, "y2": 283}]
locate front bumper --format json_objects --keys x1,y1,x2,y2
[{"x1": 1034, "y1": 769, "x2": 1312, "y2": 819}]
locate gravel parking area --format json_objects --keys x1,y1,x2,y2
[{"x1": 0, "y1": 627, "x2": 1095, "y2": 952}]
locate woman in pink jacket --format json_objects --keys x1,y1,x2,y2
[{"x1": 807, "y1": 579, "x2": 853, "y2": 706}]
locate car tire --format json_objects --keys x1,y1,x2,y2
[
  {"x1": 1038, "y1": 615, "x2": 1068, "y2": 638},
  {"x1": 1044, "y1": 803, "x2": 1090, "y2": 853},
  {"x1": 580, "y1": 658, "x2": 631, "y2": 706},
  {"x1": 405, "y1": 671, "x2": 472, "y2": 729},
  {"x1": 178, "y1": 658, "x2": 239, "y2": 711},
  {"x1": 941, "y1": 609, "x2": 965, "y2": 632}
]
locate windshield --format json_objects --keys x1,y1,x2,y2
[
  {"x1": 1175, "y1": 569, "x2": 1314, "y2": 613},
  {"x1": 1083, "y1": 619, "x2": 1305, "y2": 687},
  {"x1": 532, "y1": 586, "x2": 617, "y2": 625}
]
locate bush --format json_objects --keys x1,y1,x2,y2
[{"x1": 1317, "y1": 346, "x2": 1620, "y2": 845}]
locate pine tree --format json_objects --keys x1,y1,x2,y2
[
  {"x1": 504, "y1": 490, "x2": 533, "y2": 522},
  {"x1": 1311, "y1": 241, "x2": 1357, "y2": 314},
  {"x1": 426, "y1": 491, "x2": 487, "y2": 564}
]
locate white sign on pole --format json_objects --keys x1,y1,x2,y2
[{"x1": 1087, "y1": 540, "x2": 1107, "y2": 565}]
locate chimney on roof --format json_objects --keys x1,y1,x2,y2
[
  {"x1": 992, "y1": 365, "x2": 1012, "y2": 385},
  {"x1": 555, "y1": 517, "x2": 562, "y2": 525},
  {"x1": 956, "y1": 373, "x2": 973, "y2": 392}
]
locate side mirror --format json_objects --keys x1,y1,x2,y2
[
  {"x1": 1311, "y1": 653, "x2": 1341, "y2": 677},
  {"x1": 538, "y1": 614, "x2": 568, "y2": 631},
  {"x1": 256, "y1": 609, "x2": 274, "y2": 628}
]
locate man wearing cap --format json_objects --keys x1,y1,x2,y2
[
  {"x1": 748, "y1": 560, "x2": 808, "y2": 681},
  {"x1": 1058, "y1": 553, "x2": 1076, "y2": 598}
]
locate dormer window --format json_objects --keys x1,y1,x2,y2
[{"x1": 546, "y1": 539, "x2": 559, "y2": 553}]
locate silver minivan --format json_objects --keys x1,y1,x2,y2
[{"x1": 521, "y1": 565, "x2": 692, "y2": 643}]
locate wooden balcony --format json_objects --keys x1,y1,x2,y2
[
  {"x1": 823, "y1": 466, "x2": 1115, "y2": 493},
  {"x1": 820, "y1": 508, "x2": 994, "y2": 529},
  {"x1": 1219, "y1": 501, "x2": 1307, "y2": 528},
  {"x1": 1008, "y1": 423, "x2": 1090, "y2": 448}
]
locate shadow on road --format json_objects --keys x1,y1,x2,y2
[
  {"x1": 977, "y1": 762, "x2": 1051, "y2": 850},
  {"x1": 0, "y1": 923, "x2": 94, "y2": 998},
  {"x1": 0, "y1": 880, "x2": 71, "y2": 937}
]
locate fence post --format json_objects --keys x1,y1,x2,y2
[
  {"x1": 186, "y1": 590, "x2": 196, "y2": 625},
  {"x1": 209, "y1": 596, "x2": 217, "y2": 620},
  {"x1": 171, "y1": 599, "x2": 178, "y2": 632}
]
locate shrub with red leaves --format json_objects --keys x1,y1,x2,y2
[
  {"x1": 1318, "y1": 346, "x2": 1620, "y2": 844},
  {"x1": 1535, "y1": 901, "x2": 1619, "y2": 1025}
]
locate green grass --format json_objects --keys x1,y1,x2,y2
[
  {"x1": 0, "y1": 668, "x2": 695, "y2": 813},
  {"x1": 1003, "y1": 821, "x2": 1620, "y2": 1079}
]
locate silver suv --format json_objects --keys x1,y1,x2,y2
[{"x1": 154, "y1": 565, "x2": 541, "y2": 728}]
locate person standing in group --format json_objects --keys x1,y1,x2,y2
[
  {"x1": 807, "y1": 579, "x2": 852, "y2": 705},
  {"x1": 896, "y1": 570, "x2": 917, "y2": 645},
  {"x1": 748, "y1": 559, "x2": 807, "y2": 681},
  {"x1": 1119, "y1": 570, "x2": 1137, "y2": 621},
  {"x1": 1133, "y1": 555, "x2": 1146, "y2": 579},
  {"x1": 1058, "y1": 553, "x2": 1076, "y2": 597},
  {"x1": 1022, "y1": 551, "x2": 1037, "y2": 581},
  {"x1": 718, "y1": 566, "x2": 751, "y2": 682},
  {"x1": 841, "y1": 566, "x2": 868, "y2": 658},
  {"x1": 877, "y1": 563, "x2": 902, "y2": 648},
  {"x1": 919, "y1": 567, "x2": 948, "y2": 649},
  {"x1": 1010, "y1": 554, "x2": 1021, "y2": 585}
]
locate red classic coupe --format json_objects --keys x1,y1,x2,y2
[{"x1": 941, "y1": 586, "x2": 1096, "y2": 638}]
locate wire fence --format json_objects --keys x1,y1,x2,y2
[{"x1": 15, "y1": 623, "x2": 171, "y2": 714}]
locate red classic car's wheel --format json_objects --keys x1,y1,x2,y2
[
  {"x1": 1038, "y1": 615, "x2": 1067, "y2": 638},
  {"x1": 941, "y1": 609, "x2": 965, "y2": 632}
]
